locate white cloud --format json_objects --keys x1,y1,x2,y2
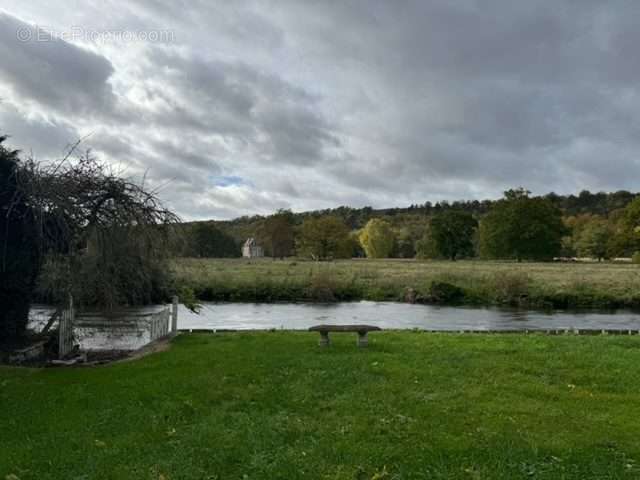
[{"x1": 1, "y1": 2, "x2": 640, "y2": 220}]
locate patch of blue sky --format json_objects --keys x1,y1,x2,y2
[{"x1": 209, "y1": 175, "x2": 248, "y2": 187}]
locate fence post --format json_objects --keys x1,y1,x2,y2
[
  {"x1": 58, "y1": 294, "x2": 74, "y2": 359},
  {"x1": 171, "y1": 296, "x2": 179, "y2": 333}
]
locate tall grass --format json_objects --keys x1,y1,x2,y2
[{"x1": 172, "y1": 258, "x2": 640, "y2": 309}]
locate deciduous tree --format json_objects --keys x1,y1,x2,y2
[
  {"x1": 612, "y1": 197, "x2": 640, "y2": 256},
  {"x1": 1, "y1": 138, "x2": 178, "y2": 347},
  {"x1": 429, "y1": 210, "x2": 478, "y2": 260},
  {"x1": 297, "y1": 216, "x2": 352, "y2": 260},
  {"x1": 359, "y1": 219, "x2": 395, "y2": 258},
  {"x1": 187, "y1": 222, "x2": 239, "y2": 258},
  {"x1": 479, "y1": 189, "x2": 565, "y2": 261},
  {"x1": 259, "y1": 209, "x2": 295, "y2": 258},
  {"x1": 0, "y1": 136, "x2": 41, "y2": 346},
  {"x1": 573, "y1": 217, "x2": 610, "y2": 261}
]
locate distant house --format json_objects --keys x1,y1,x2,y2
[{"x1": 242, "y1": 237, "x2": 264, "y2": 258}]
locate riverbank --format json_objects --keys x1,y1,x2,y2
[
  {"x1": 2, "y1": 332, "x2": 640, "y2": 479},
  {"x1": 173, "y1": 258, "x2": 640, "y2": 309}
]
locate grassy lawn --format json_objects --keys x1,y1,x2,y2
[
  {"x1": 173, "y1": 258, "x2": 640, "y2": 308},
  {"x1": 3, "y1": 333, "x2": 640, "y2": 479}
]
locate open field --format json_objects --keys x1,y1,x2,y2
[
  {"x1": 2, "y1": 333, "x2": 640, "y2": 479},
  {"x1": 173, "y1": 258, "x2": 640, "y2": 309}
]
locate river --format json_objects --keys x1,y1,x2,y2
[
  {"x1": 175, "y1": 301, "x2": 640, "y2": 331},
  {"x1": 29, "y1": 301, "x2": 640, "y2": 335},
  {"x1": 28, "y1": 302, "x2": 640, "y2": 351}
]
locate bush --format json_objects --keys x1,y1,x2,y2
[
  {"x1": 428, "y1": 282, "x2": 465, "y2": 304},
  {"x1": 307, "y1": 271, "x2": 337, "y2": 302},
  {"x1": 491, "y1": 271, "x2": 530, "y2": 305}
]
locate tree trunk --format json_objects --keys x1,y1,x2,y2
[
  {"x1": 0, "y1": 236, "x2": 40, "y2": 348},
  {"x1": 0, "y1": 237, "x2": 41, "y2": 348},
  {"x1": 0, "y1": 291, "x2": 31, "y2": 348},
  {"x1": 1, "y1": 195, "x2": 41, "y2": 348},
  {"x1": 2, "y1": 143, "x2": 39, "y2": 348}
]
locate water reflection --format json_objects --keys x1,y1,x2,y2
[
  {"x1": 176, "y1": 301, "x2": 640, "y2": 331},
  {"x1": 30, "y1": 301, "x2": 640, "y2": 334}
]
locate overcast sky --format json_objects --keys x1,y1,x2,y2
[{"x1": 1, "y1": 2, "x2": 639, "y2": 220}]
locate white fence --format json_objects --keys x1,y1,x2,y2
[
  {"x1": 149, "y1": 307, "x2": 171, "y2": 342},
  {"x1": 58, "y1": 296, "x2": 178, "y2": 354},
  {"x1": 58, "y1": 296, "x2": 75, "y2": 358}
]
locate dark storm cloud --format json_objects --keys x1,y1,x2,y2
[
  {"x1": 2, "y1": 1, "x2": 640, "y2": 219},
  {"x1": 0, "y1": 12, "x2": 117, "y2": 116},
  {"x1": 145, "y1": 48, "x2": 338, "y2": 166},
  {"x1": 0, "y1": 102, "x2": 79, "y2": 158}
]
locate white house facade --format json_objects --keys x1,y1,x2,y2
[{"x1": 242, "y1": 238, "x2": 264, "y2": 258}]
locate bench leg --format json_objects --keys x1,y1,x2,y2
[
  {"x1": 357, "y1": 331, "x2": 368, "y2": 347},
  {"x1": 319, "y1": 331, "x2": 330, "y2": 347}
]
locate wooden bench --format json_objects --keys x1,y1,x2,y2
[{"x1": 309, "y1": 324, "x2": 381, "y2": 347}]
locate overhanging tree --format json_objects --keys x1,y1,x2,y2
[
  {"x1": 0, "y1": 136, "x2": 41, "y2": 346},
  {"x1": 1, "y1": 138, "x2": 179, "y2": 348}
]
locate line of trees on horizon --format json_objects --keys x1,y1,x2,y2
[{"x1": 177, "y1": 187, "x2": 640, "y2": 262}]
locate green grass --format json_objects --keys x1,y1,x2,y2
[
  {"x1": 173, "y1": 258, "x2": 640, "y2": 308},
  {"x1": 3, "y1": 333, "x2": 640, "y2": 479}
]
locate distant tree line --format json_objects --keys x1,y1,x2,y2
[
  {"x1": 177, "y1": 222, "x2": 240, "y2": 258},
  {"x1": 176, "y1": 188, "x2": 640, "y2": 262}
]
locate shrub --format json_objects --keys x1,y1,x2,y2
[
  {"x1": 307, "y1": 271, "x2": 337, "y2": 302},
  {"x1": 428, "y1": 281, "x2": 465, "y2": 304},
  {"x1": 491, "y1": 271, "x2": 530, "y2": 305}
]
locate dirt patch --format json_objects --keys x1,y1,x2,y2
[
  {"x1": 110, "y1": 336, "x2": 174, "y2": 364},
  {"x1": 1, "y1": 335, "x2": 176, "y2": 368}
]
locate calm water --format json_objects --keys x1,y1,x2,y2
[
  {"x1": 28, "y1": 302, "x2": 640, "y2": 351},
  {"x1": 29, "y1": 301, "x2": 640, "y2": 336},
  {"x1": 176, "y1": 301, "x2": 640, "y2": 331}
]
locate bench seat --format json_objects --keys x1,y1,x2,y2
[{"x1": 309, "y1": 324, "x2": 381, "y2": 347}]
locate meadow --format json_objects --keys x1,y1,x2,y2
[
  {"x1": 2, "y1": 332, "x2": 640, "y2": 479},
  {"x1": 173, "y1": 258, "x2": 640, "y2": 309}
]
